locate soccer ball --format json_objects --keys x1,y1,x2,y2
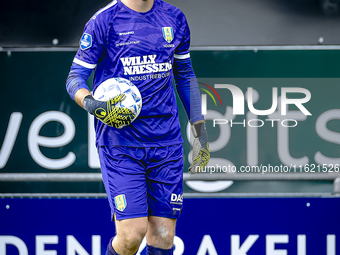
[{"x1": 93, "y1": 77, "x2": 142, "y2": 128}]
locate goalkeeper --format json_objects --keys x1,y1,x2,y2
[{"x1": 65, "y1": 0, "x2": 210, "y2": 254}]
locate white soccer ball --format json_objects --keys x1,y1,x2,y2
[{"x1": 93, "y1": 77, "x2": 142, "y2": 128}]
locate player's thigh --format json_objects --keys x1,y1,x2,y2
[
  {"x1": 98, "y1": 146, "x2": 148, "y2": 221},
  {"x1": 146, "y1": 144, "x2": 184, "y2": 219}
]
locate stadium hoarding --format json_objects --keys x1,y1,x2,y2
[
  {"x1": 191, "y1": 78, "x2": 338, "y2": 171},
  {"x1": 0, "y1": 50, "x2": 340, "y2": 193},
  {"x1": 0, "y1": 197, "x2": 339, "y2": 254}
]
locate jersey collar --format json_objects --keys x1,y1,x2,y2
[{"x1": 118, "y1": 0, "x2": 158, "y2": 16}]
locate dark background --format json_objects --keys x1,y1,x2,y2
[{"x1": 2, "y1": 0, "x2": 340, "y2": 47}]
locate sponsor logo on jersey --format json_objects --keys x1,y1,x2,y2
[
  {"x1": 116, "y1": 40, "x2": 140, "y2": 47},
  {"x1": 162, "y1": 27, "x2": 174, "y2": 43},
  {"x1": 120, "y1": 55, "x2": 172, "y2": 75},
  {"x1": 114, "y1": 194, "x2": 127, "y2": 212},
  {"x1": 119, "y1": 31, "x2": 135, "y2": 36},
  {"x1": 171, "y1": 193, "x2": 183, "y2": 205},
  {"x1": 80, "y1": 33, "x2": 92, "y2": 50}
]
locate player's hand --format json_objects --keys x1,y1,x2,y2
[
  {"x1": 83, "y1": 94, "x2": 135, "y2": 128},
  {"x1": 189, "y1": 122, "x2": 210, "y2": 174}
]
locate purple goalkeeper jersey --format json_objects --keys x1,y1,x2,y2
[{"x1": 73, "y1": 0, "x2": 196, "y2": 147}]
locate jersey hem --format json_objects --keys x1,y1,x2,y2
[
  {"x1": 113, "y1": 213, "x2": 148, "y2": 221},
  {"x1": 148, "y1": 212, "x2": 182, "y2": 219},
  {"x1": 97, "y1": 140, "x2": 184, "y2": 148}
]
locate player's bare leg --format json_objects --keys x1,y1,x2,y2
[
  {"x1": 111, "y1": 217, "x2": 148, "y2": 255},
  {"x1": 146, "y1": 216, "x2": 176, "y2": 251}
]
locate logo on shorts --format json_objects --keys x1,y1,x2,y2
[
  {"x1": 170, "y1": 193, "x2": 183, "y2": 205},
  {"x1": 114, "y1": 194, "x2": 127, "y2": 212},
  {"x1": 162, "y1": 27, "x2": 174, "y2": 43},
  {"x1": 80, "y1": 33, "x2": 92, "y2": 50}
]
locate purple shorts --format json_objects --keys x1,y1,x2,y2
[{"x1": 98, "y1": 144, "x2": 184, "y2": 221}]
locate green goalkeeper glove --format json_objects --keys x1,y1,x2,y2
[
  {"x1": 189, "y1": 122, "x2": 210, "y2": 174},
  {"x1": 83, "y1": 94, "x2": 135, "y2": 128}
]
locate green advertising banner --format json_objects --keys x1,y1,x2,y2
[{"x1": 1, "y1": 50, "x2": 339, "y2": 194}]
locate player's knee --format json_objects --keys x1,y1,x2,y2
[
  {"x1": 122, "y1": 232, "x2": 145, "y2": 251},
  {"x1": 148, "y1": 226, "x2": 174, "y2": 249},
  {"x1": 158, "y1": 225, "x2": 171, "y2": 237},
  {"x1": 118, "y1": 225, "x2": 147, "y2": 251},
  {"x1": 158, "y1": 234, "x2": 174, "y2": 249}
]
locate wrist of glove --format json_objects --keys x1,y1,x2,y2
[
  {"x1": 83, "y1": 94, "x2": 135, "y2": 128},
  {"x1": 189, "y1": 122, "x2": 210, "y2": 174}
]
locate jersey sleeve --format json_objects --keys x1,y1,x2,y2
[
  {"x1": 173, "y1": 14, "x2": 204, "y2": 124},
  {"x1": 66, "y1": 63, "x2": 92, "y2": 101},
  {"x1": 174, "y1": 14, "x2": 191, "y2": 61},
  {"x1": 73, "y1": 16, "x2": 106, "y2": 69}
]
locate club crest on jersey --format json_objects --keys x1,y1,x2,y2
[
  {"x1": 114, "y1": 194, "x2": 127, "y2": 212},
  {"x1": 162, "y1": 27, "x2": 174, "y2": 43},
  {"x1": 80, "y1": 33, "x2": 92, "y2": 50}
]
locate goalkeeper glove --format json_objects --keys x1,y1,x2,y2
[
  {"x1": 189, "y1": 122, "x2": 210, "y2": 174},
  {"x1": 83, "y1": 94, "x2": 135, "y2": 128}
]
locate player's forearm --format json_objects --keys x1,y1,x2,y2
[
  {"x1": 176, "y1": 77, "x2": 204, "y2": 124},
  {"x1": 74, "y1": 88, "x2": 91, "y2": 108},
  {"x1": 173, "y1": 58, "x2": 204, "y2": 124},
  {"x1": 66, "y1": 63, "x2": 92, "y2": 103}
]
